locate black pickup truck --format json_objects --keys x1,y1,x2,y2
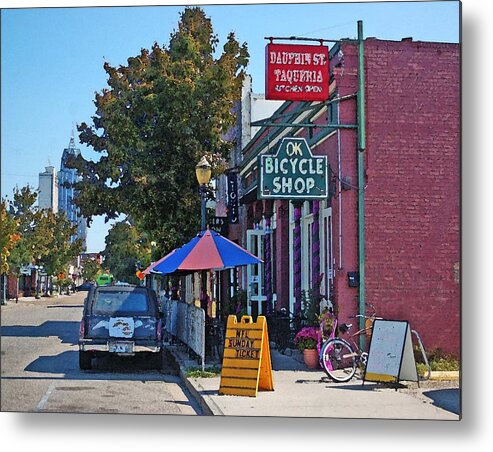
[{"x1": 78, "y1": 284, "x2": 163, "y2": 370}]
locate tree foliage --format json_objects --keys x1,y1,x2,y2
[
  {"x1": 1, "y1": 200, "x2": 20, "y2": 274},
  {"x1": 5, "y1": 185, "x2": 82, "y2": 278},
  {"x1": 81, "y1": 258, "x2": 102, "y2": 282},
  {"x1": 69, "y1": 7, "x2": 249, "y2": 256},
  {"x1": 6, "y1": 186, "x2": 44, "y2": 274},
  {"x1": 101, "y1": 220, "x2": 151, "y2": 284},
  {"x1": 37, "y1": 210, "x2": 83, "y2": 277}
]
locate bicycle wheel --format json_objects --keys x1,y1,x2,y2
[{"x1": 320, "y1": 338, "x2": 357, "y2": 383}]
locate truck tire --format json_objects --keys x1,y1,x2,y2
[
  {"x1": 79, "y1": 351, "x2": 92, "y2": 370},
  {"x1": 153, "y1": 350, "x2": 164, "y2": 370}
]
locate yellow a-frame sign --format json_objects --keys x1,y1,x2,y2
[{"x1": 219, "y1": 315, "x2": 274, "y2": 397}]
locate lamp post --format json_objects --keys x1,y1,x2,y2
[
  {"x1": 1, "y1": 273, "x2": 6, "y2": 305},
  {"x1": 35, "y1": 265, "x2": 42, "y2": 299},
  {"x1": 195, "y1": 156, "x2": 212, "y2": 231},
  {"x1": 195, "y1": 156, "x2": 213, "y2": 331},
  {"x1": 150, "y1": 241, "x2": 157, "y2": 261},
  {"x1": 149, "y1": 241, "x2": 157, "y2": 289}
]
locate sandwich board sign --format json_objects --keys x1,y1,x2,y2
[
  {"x1": 364, "y1": 319, "x2": 418, "y2": 384},
  {"x1": 219, "y1": 315, "x2": 274, "y2": 397}
]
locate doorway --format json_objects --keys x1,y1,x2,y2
[
  {"x1": 246, "y1": 229, "x2": 265, "y2": 317},
  {"x1": 320, "y1": 206, "x2": 333, "y2": 306}
]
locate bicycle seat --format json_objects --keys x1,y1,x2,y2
[{"x1": 339, "y1": 323, "x2": 352, "y2": 333}]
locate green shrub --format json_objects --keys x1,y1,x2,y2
[
  {"x1": 302, "y1": 289, "x2": 321, "y2": 326},
  {"x1": 186, "y1": 365, "x2": 221, "y2": 378},
  {"x1": 429, "y1": 357, "x2": 460, "y2": 372},
  {"x1": 414, "y1": 347, "x2": 459, "y2": 376}
]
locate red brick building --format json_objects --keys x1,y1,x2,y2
[{"x1": 236, "y1": 38, "x2": 460, "y2": 356}]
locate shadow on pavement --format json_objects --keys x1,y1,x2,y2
[
  {"x1": 47, "y1": 305, "x2": 84, "y2": 309},
  {"x1": 422, "y1": 388, "x2": 460, "y2": 415},
  {"x1": 21, "y1": 350, "x2": 178, "y2": 382},
  {"x1": 24, "y1": 350, "x2": 78, "y2": 374},
  {"x1": 1, "y1": 321, "x2": 80, "y2": 345},
  {"x1": 270, "y1": 349, "x2": 306, "y2": 371},
  {"x1": 322, "y1": 382, "x2": 382, "y2": 391}
]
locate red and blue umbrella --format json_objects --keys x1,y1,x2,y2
[{"x1": 144, "y1": 230, "x2": 262, "y2": 275}]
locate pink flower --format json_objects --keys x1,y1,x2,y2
[{"x1": 294, "y1": 326, "x2": 319, "y2": 350}]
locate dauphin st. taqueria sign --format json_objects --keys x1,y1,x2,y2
[
  {"x1": 265, "y1": 43, "x2": 329, "y2": 101},
  {"x1": 258, "y1": 138, "x2": 328, "y2": 200}
]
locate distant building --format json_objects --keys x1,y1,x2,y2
[
  {"x1": 80, "y1": 252, "x2": 103, "y2": 266},
  {"x1": 38, "y1": 166, "x2": 58, "y2": 212},
  {"x1": 216, "y1": 75, "x2": 283, "y2": 234},
  {"x1": 58, "y1": 135, "x2": 87, "y2": 251}
]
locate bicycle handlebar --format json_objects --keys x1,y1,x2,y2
[{"x1": 350, "y1": 314, "x2": 378, "y2": 320}]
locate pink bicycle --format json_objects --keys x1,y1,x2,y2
[{"x1": 318, "y1": 308, "x2": 380, "y2": 383}]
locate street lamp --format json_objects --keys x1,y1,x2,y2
[
  {"x1": 1, "y1": 273, "x2": 6, "y2": 305},
  {"x1": 195, "y1": 156, "x2": 212, "y2": 231},
  {"x1": 149, "y1": 241, "x2": 157, "y2": 290},
  {"x1": 34, "y1": 265, "x2": 42, "y2": 299},
  {"x1": 195, "y1": 155, "x2": 212, "y2": 329},
  {"x1": 150, "y1": 241, "x2": 157, "y2": 261}
]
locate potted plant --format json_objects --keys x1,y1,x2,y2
[{"x1": 294, "y1": 326, "x2": 320, "y2": 368}]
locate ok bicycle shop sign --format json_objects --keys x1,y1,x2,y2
[
  {"x1": 265, "y1": 43, "x2": 329, "y2": 101},
  {"x1": 258, "y1": 138, "x2": 328, "y2": 200}
]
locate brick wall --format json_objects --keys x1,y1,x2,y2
[
  {"x1": 237, "y1": 38, "x2": 460, "y2": 357},
  {"x1": 363, "y1": 39, "x2": 460, "y2": 356}
]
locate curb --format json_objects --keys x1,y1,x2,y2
[
  {"x1": 166, "y1": 346, "x2": 222, "y2": 416},
  {"x1": 428, "y1": 371, "x2": 460, "y2": 381}
]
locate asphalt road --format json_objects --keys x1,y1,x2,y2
[{"x1": 0, "y1": 291, "x2": 202, "y2": 415}]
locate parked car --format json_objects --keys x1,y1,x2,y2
[
  {"x1": 96, "y1": 273, "x2": 113, "y2": 286},
  {"x1": 78, "y1": 284, "x2": 163, "y2": 370},
  {"x1": 75, "y1": 281, "x2": 95, "y2": 291}
]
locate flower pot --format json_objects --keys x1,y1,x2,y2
[{"x1": 303, "y1": 348, "x2": 319, "y2": 369}]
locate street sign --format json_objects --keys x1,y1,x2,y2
[
  {"x1": 208, "y1": 216, "x2": 228, "y2": 235},
  {"x1": 227, "y1": 172, "x2": 239, "y2": 224},
  {"x1": 265, "y1": 43, "x2": 329, "y2": 101},
  {"x1": 258, "y1": 137, "x2": 328, "y2": 199},
  {"x1": 219, "y1": 315, "x2": 274, "y2": 397}
]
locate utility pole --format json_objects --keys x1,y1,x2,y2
[{"x1": 357, "y1": 20, "x2": 366, "y2": 352}]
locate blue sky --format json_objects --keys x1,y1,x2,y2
[{"x1": 1, "y1": 1, "x2": 460, "y2": 253}]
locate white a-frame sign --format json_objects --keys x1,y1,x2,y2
[{"x1": 364, "y1": 319, "x2": 419, "y2": 384}]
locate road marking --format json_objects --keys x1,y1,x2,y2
[{"x1": 36, "y1": 382, "x2": 55, "y2": 412}]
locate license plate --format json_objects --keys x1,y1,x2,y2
[{"x1": 109, "y1": 341, "x2": 133, "y2": 353}]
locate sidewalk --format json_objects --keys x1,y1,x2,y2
[
  {"x1": 1, "y1": 293, "x2": 76, "y2": 306},
  {"x1": 168, "y1": 344, "x2": 460, "y2": 420},
  {"x1": 2, "y1": 296, "x2": 460, "y2": 420}
]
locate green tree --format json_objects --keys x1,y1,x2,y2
[
  {"x1": 6, "y1": 186, "x2": 81, "y2": 278},
  {"x1": 6, "y1": 186, "x2": 45, "y2": 275},
  {"x1": 69, "y1": 7, "x2": 248, "y2": 256},
  {"x1": 1, "y1": 200, "x2": 20, "y2": 274},
  {"x1": 37, "y1": 210, "x2": 83, "y2": 279},
  {"x1": 4, "y1": 185, "x2": 82, "y2": 296},
  {"x1": 81, "y1": 258, "x2": 101, "y2": 282},
  {"x1": 101, "y1": 220, "x2": 151, "y2": 284}
]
